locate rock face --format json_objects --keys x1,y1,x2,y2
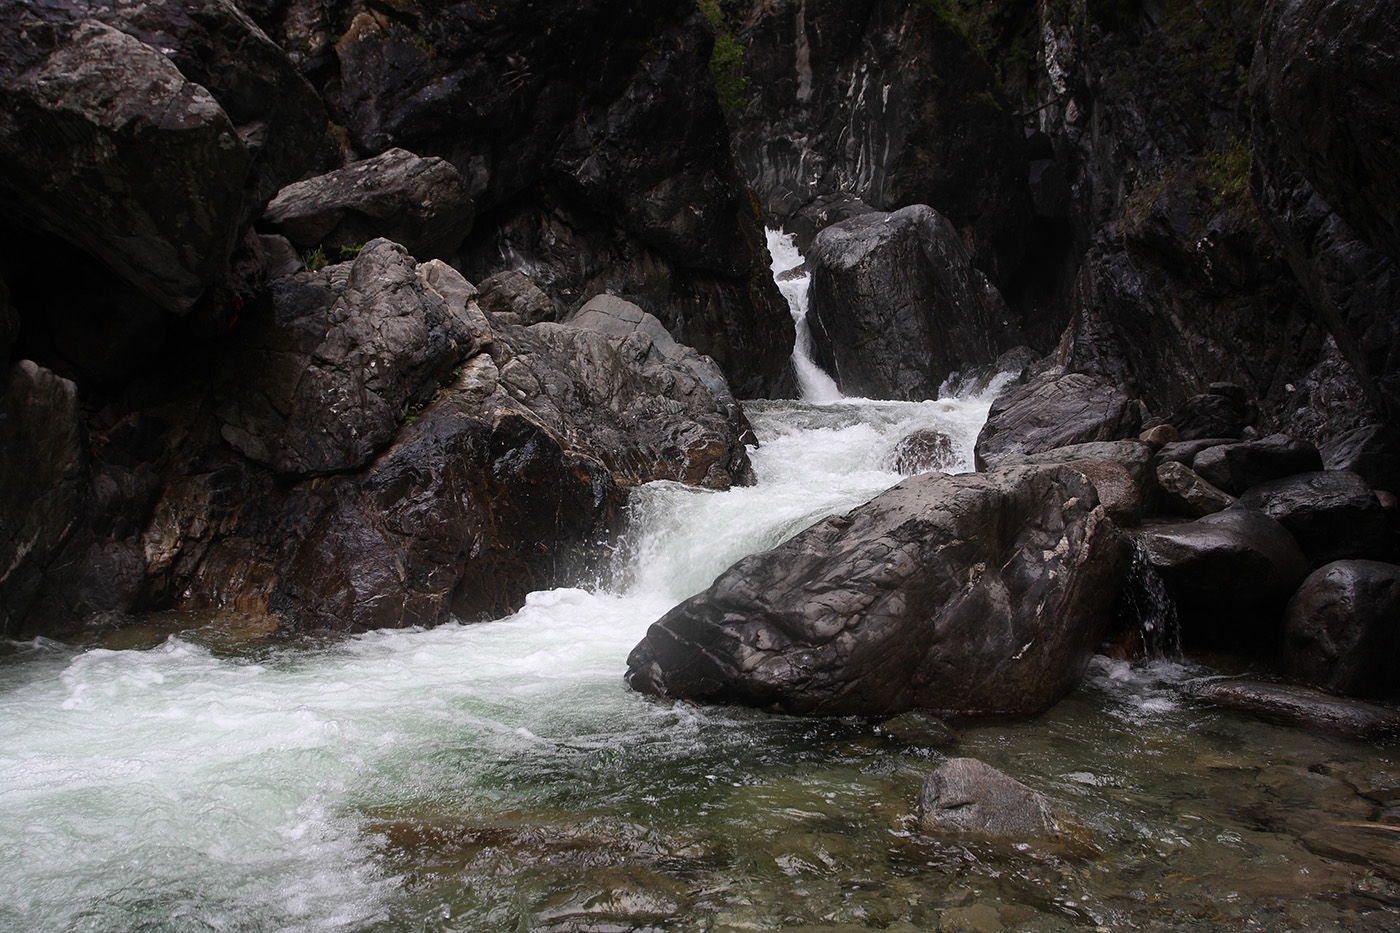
[
  {"x1": 262, "y1": 148, "x2": 474, "y2": 261},
  {"x1": 626, "y1": 465, "x2": 1127, "y2": 720},
  {"x1": 0, "y1": 0, "x2": 324, "y2": 313},
  {"x1": 995, "y1": 440, "x2": 1157, "y2": 528},
  {"x1": 729, "y1": 0, "x2": 1034, "y2": 289},
  {"x1": 919, "y1": 758, "x2": 1061, "y2": 841},
  {"x1": 1282, "y1": 561, "x2": 1400, "y2": 698},
  {"x1": 806, "y1": 205, "x2": 1014, "y2": 400},
  {"x1": 974, "y1": 371, "x2": 1141, "y2": 470},
  {"x1": 1191, "y1": 435, "x2": 1325, "y2": 495},
  {"x1": 1135, "y1": 510, "x2": 1310, "y2": 652}
]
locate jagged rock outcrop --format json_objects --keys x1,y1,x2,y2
[
  {"x1": 974, "y1": 370, "x2": 1141, "y2": 470},
  {"x1": 1282, "y1": 560, "x2": 1400, "y2": 699},
  {"x1": 0, "y1": 0, "x2": 324, "y2": 314},
  {"x1": 806, "y1": 205, "x2": 1014, "y2": 400},
  {"x1": 262, "y1": 148, "x2": 474, "y2": 261},
  {"x1": 626, "y1": 465, "x2": 1127, "y2": 720},
  {"x1": 216, "y1": 239, "x2": 483, "y2": 476},
  {"x1": 258, "y1": 0, "x2": 795, "y2": 397}
]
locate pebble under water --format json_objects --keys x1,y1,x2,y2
[{"x1": 3, "y1": 394, "x2": 1399, "y2": 933}]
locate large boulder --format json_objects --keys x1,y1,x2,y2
[
  {"x1": 996, "y1": 440, "x2": 1157, "y2": 527},
  {"x1": 1323, "y1": 425, "x2": 1400, "y2": 494},
  {"x1": 0, "y1": 0, "x2": 323, "y2": 313},
  {"x1": 1234, "y1": 471, "x2": 1392, "y2": 565},
  {"x1": 215, "y1": 240, "x2": 481, "y2": 476},
  {"x1": 806, "y1": 205, "x2": 1013, "y2": 401},
  {"x1": 974, "y1": 371, "x2": 1141, "y2": 470},
  {"x1": 626, "y1": 465, "x2": 1128, "y2": 720},
  {"x1": 1282, "y1": 560, "x2": 1400, "y2": 699},
  {"x1": 1135, "y1": 510, "x2": 1310, "y2": 652},
  {"x1": 262, "y1": 148, "x2": 474, "y2": 261}
]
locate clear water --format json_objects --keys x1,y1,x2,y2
[{"x1": 4, "y1": 395, "x2": 1398, "y2": 933}]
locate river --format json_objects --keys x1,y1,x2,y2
[{"x1": 0, "y1": 236, "x2": 1396, "y2": 932}]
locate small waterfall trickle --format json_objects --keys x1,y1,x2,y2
[
  {"x1": 1120, "y1": 537, "x2": 1182, "y2": 659},
  {"x1": 766, "y1": 229, "x2": 843, "y2": 403}
]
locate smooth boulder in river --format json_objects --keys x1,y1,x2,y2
[{"x1": 626, "y1": 465, "x2": 1128, "y2": 719}]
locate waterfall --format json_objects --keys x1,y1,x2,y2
[
  {"x1": 765, "y1": 228, "x2": 844, "y2": 403},
  {"x1": 1120, "y1": 537, "x2": 1182, "y2": 659}
]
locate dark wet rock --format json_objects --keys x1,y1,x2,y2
[
  {"x1": 1282, "y1": 561, "x2": 1400, "y2": 699},
  {"x1": 1323, "y1": 425, "x2": 1400, "y2": 494},
  {"x1": 940, "y1": 346, "x2": 1042, "y2": 401},
  {"x1": 1135, "y1": 510, "x2": 1310, "y2": 653},
  {"x1": 1234, "y1": 471, "x2": 1392, "y2": 565},
  {"x1": 1187, "y1": 677, "x2": 1400, "y2": 739},
  {"x1": 974, "y1": 372, "x2": 1141, "y2": 470},
  {"x1": 806, "y1": 205, "x2": 1013, "y2": 401},
  {"x1": 1157, "y1": 438, "x2": 1240, "y2": 469},
  {"x1": 312, "y1": 0, "x2": 793, "y2": 397},
  {"x1": 262, "y1": 148, "x2": 474, "y2": 261},
  {"x1": 919, "y1": 758, "x2": 1061, "y2": 842},
  {"x1": 626, "y1": 465, "x2": 1127, "y2": 720},
  {"x1": 0, "y1": 362, "x2": 88, "y2": 635},
  {"x1": 889, "y1": 430, "x2": 957, "y2": 475},
  {"x1": 257, "y1": 234, "x2": 304, "y2": 281},
  {"x1": 1254, "y1": 0, "x2": 1400, "y2": 268},
  {"x1": 997, "y1": 440, "x2": 1157, "y2": 527},
  {"x1": 1156, "y1": 461, "x2": 1236, "y2": 518},
  {"x1": 730, "y1": 0, "x2": 1034, "y2": 289},
  {"x1": 215, "y1": 240, "x2": 480, "y2": 476},
  {"x1": 502, "y1": 295, "x2": 756, "y2": 489},
  {"x1": 1191, "y1": 434, "x2": 1324, "y2": 495},
  {"x1": 1169, "y1": 386, "x2": 1250, "y2": 441},
  {"x1": 476, "y1": 270, "x2": 557, "y2": 326},
  {"x1": 0, "y1": 0, "x2": 323, "y2": 313}
]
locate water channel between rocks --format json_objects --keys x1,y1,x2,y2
[{"x1": 2, "y1": 237, "x2": 1398, "y2": 932}]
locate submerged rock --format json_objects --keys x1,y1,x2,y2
[
  {"x1": 626, "y1": 465, "x2": 1127, "y2": 720},
  {"x1": 918, "y1": 758, "x2": 1061, "y2": 842},
  {"x1": 806, "y1": 205, "x2": 1012, "y2": 401},
  {"x1": 1282, "y1": 561, "x2": 1400, "y2": 699},
  {"x1": 1187, "y1": 678, "x2": 1400, "y2": 739}
]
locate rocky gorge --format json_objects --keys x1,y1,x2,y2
[{"x1": 2, "y1": 0, "x2": 1400, "y2": 930}]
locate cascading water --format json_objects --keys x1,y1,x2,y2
[
  {"x1": 2, "y1": 286, "x2": 1397, "y2": 932},
  {"x1": 766, "y1": 228, "x2": 843, "y2": 403}
]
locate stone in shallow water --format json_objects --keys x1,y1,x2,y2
[{"x1": 1186, "y1": 677, "x2": 1400, "y2": 738}]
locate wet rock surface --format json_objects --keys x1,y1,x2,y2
[
  {"x1": 1186, "y1": 677, "x2": 1400, "y2": 739},
  {"x1": 974, "y1": 372, "x2": 1141, "y2": 470},
  {"x1": 806, "y1": 205, "x2": 1012, "y2": 401},
  {"x1": 1282, "y1": 560, "x2": 1400, "y2": 698},
  {"x1": 918, "y1": 758, "x2": 1062, "y2": 842},
  {"x1": 627, "y1": 465, "x2": 1127, "y2": 720}
]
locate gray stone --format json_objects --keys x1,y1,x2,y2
[
  {"x1": 1282, "y1": 560, "x2": 1400, "y2": 698},
  {"x1": 476, "y1": 270, "x2": 557, "y2": 325},
  {"x1": 919, "y1": 758, "x2": 1060, "y2": 840},
  {"x1": 262, "y1": 148, "x2": 474, "y2": 260},
  {"x1": 627, "y1": 465, "x2": 1127, "y2": 719},
  {"x1": 1192, "y1": 434, "x2": 1324, "y2": 495}
]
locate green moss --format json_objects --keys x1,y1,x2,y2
[
  {"x1": 698, "y1": 0, "x2": 749, "y2": 111},
  {"x1": 302, "y1": 247, "x2": 327, "y2": 273},
  {"x1": 1203, "y1": 136, "x2": 1253, "y2": 211},
  {"x1": 337, "y1": 243, "x2": 364, "y2": 261}
]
